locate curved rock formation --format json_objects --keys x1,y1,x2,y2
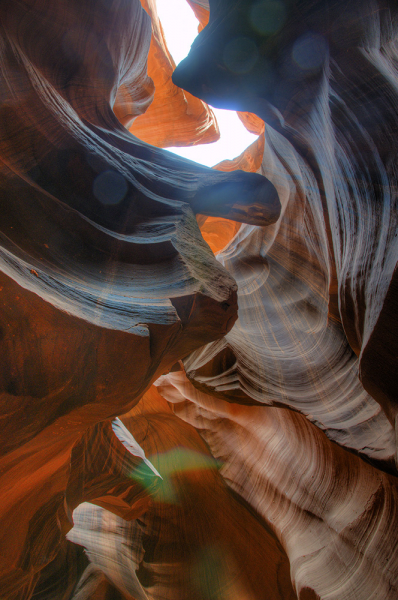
[
  {"x1": 1, "y1": 0, "x2": 398, "y2": 599},
  {"x1": 68, "y1": 387, "x2": 297, "y2": 600},
  {"x1": 0, "y1": 0, "x2": 279, "y2": 597},
  {"x1": 184, "y1": 124, "x2": 397, "y2": 473},
  {"x1": 173, "y1": 0, "x2": 398, "y2": 424},
  {"x1": 156, "y1": 372, "x2": 398, "y2": 600},
  {"x1": 126, "y1": 0, "x2": 219, "y2": 148}
]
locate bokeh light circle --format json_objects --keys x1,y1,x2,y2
[
  {"x1": 249, "y1": 1, "x2": 286, "y2": 36},
  {"x1": 93, "y1": 170, "x2": 128, "y2": 205},
  {"x1": 292, "y1": 32, "x2": 328, "y2": 71},
  {"x1": 223, "y1": 37, "x2": 259, "y2": 74}
]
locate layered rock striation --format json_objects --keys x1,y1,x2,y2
[
  {"x1": 1, "y1": 0, "x2": 397, "y2": 599},
  {"x1": 0, "y1": 0, "x2": 278, "y2": 597},
  {"x1": 173, "y1": 0, "x2": 398, "y2": 426}
]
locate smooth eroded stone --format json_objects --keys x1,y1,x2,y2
[
  {"x1": 0, "y1": 0, "x2": 280, "y2": 596},
  {"x1": 173, "y1": 0, "x2": 398, "y2": 442}
]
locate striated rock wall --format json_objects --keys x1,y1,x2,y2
[
  {"x1": 156, "y1": 371, "x2": 398, "y2": 600},
  {"x1": 0, "y1": 0, "x2": 278, "y2": 597},
  {"x1": 173, "y1": 0, "x2": 398, "y2": 423},
  {"x1": 0, "y1": 0, "x2": 397, "y2": 599}
]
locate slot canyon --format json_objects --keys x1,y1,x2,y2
[{"x1": 0, "y1": 0, "x2": 397, "y2": 598}]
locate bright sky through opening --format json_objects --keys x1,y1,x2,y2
[{"x1": 156, "y1": 0, "x2": 258, "y2": 167}]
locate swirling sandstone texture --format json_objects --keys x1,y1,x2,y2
[
  {"x1": 173, "y1": 0, "x2": 398, "y2": 425},
  {"x1": 68, "y1": 387, "x2": 297, "y2": 600},
  {"x1": 1, "y1": 0, "x2": 398, "y2": 599},
  {"x1": 0, "y1": 0, "x2": 280, "y2": 598},
  {"x1": 171, "y1": 0, "x2": 398, "y2": 597},
  {"x1": 120, "y1": 0, "x2": 219, "y2": 148}
]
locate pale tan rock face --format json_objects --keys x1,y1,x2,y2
[
  {"x1": 184, "y1": 123, "x2": 397, "y2": 473},
  {"x1": 156, "y1": 372, "x2": 398, "y2": 600},
  {"x1": 173, "y1": 0, "x2": 398, "y2": 421},
  {"x1": 1, "y1": 0, "x2": 397, "y2": 599}
]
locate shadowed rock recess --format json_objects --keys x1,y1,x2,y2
[{"x1": 0, "y1": 0, "x2": 397, "y2": 599}]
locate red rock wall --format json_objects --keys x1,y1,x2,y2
[{"x1": 0, "y1": 1, "x2": 397, "y2": 599}]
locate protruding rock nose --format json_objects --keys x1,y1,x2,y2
[
  {"x1": 192, "y1": 170, "x2": 281, "y2": 226},
  {"x1": 173, "y1": 55, "x2": 235, "y2": 111},
  {"x1": 172, "y1": 57, "x2": 194, "y2": 93}
]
